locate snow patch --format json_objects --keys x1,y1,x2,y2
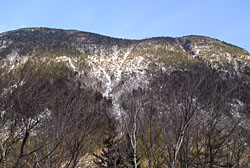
[
  {"x1": 86, "y1": 45, "x2": 152, "y2": 116},
  {"x1": 55, "y1": 56, "x2": 78, "y2": 71},
  {"x1": 7, "y1": 51, "x2": 19, "y2": 62},
  {"x1": 176, "y1": 38, "x2": 185, "y2": 52},
  {"x1": 192, "y1": 45, "x2": 200, "y2": 58},
  {"x1": 0, "y1": 40, "x2": 11, "y2": 50}
]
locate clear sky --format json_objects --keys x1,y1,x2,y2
[{"x1": 1, "y1": 0, "x2": 250, "y2": 52}]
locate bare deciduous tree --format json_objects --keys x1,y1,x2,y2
[{"x1": 0, "y1": 62, "x2": 111, "y2": 168}]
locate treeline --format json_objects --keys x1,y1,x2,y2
[{"x1": 0, "y1": 62, "x2": 250, "y2": 168}]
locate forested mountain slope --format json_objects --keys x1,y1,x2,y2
[{"x1": 0, "y1": 28, "x2": 249, "y2": 167}]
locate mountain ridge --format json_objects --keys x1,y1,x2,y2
[
  {"x1": 1, "y1": 27, "x2": 249, "y2": 72},
  {"x1": 1, "y1": 27, "x2": 248, "y2": 54},
  {"x1": 1, "y1": 27, "x2": 249, "y2": 52}
]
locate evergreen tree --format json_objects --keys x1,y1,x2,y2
[
  {"x1": 94, "y1": 132, "x2": 141, "y2": 168},
  {"x1": 94, "y1": 116, "x2": 141, "y2": 168},
  {"x1": 93, "y1": 116, "x2": 124, "y2": 168},
  {"x1": 94, "y1": 135, "x2": 123, "y2": 168}
]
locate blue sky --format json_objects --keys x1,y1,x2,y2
[{"x1": 1, "y1": 0, "x2": 250, "y2": 51}]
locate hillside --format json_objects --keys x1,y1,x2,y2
[{"x1": 0, "y1": 28, "x2": 250, "y2": 168}]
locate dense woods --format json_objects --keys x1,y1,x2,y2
[
  {"x1": 0, "y1": 62, "x2": 249, "y2": 168},
  {"x1": 119, "y1": 67, "x2": 250, "y2": 168},
  {"x1": 0, "y1": 62, "x2": 112, "y2": 167}
]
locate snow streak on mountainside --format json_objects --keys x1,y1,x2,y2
[{"x1": 0, "y1": 28, "x2": 250, "y2": 117}]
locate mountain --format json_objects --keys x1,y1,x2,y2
[
  {"x1": 1, "y1": 28, "x2": 249, "y2": 114},
  {"x1": 0, "y1": 28, "x2": 250, "y2": 167}
]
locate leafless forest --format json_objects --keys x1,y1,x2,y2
[{"x1": 1, "y1": 62, "x2": 249, "y2": 168}]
